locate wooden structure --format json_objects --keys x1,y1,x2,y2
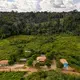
[
  {"x1": 0, "y1": 60, "x2": 8, "y2": 66},
  {"x1": 37, "y1": 55, "x2": 46, "y2": 62}
]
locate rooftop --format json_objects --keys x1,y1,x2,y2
[
  {"x1": 60, "y1": 59, "x2": 68, "y2": 64},
  {"x1": 0, "y1": 60, "x2": 8, "y2": 65},
  {"x1": 37, "y1": 55, "x2": 46, "y2": 62}
]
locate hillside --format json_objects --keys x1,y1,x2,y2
[
  {"x1": 0, "y1": 34, "x2": 80, "y2": 71},
  {"x1": 0, "y1": 11, "x2": 80, "y2": 80}
]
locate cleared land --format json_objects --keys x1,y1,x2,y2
[
  {"x1": 0, "y1": 34, "x2": 80, "y2": 80},
  {"x1": 0, "y1": 35, "x2": 80, "y2": 70}
]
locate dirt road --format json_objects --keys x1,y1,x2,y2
[
  {"x1": 0, "y1": 64, "x2": 37, "y2": 72},
  {"x1": 62, "y1": 70, "x2": 80, "y2": 76},
  {"x1": 0, "y1": 63, "x2": 80, "y2": 76}
]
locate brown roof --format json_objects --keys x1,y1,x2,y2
[
  {"x1": 0, "y1": 60, "x2": 8, "y2": 65},
  {"x1": 37, "y1": 56, "x2": 46, "y2": 62}
]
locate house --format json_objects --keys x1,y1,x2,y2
[
  {"x1": 60, "y1": 59, "x2": 69, "y2": 70},
  {"x1": 0, "y1": 60, "x2": 8, "y2": 66},
  {"x1": 36, "y1": 55, "x2": 46, "y2": 62},
  {"x1": 32, "y1": 55, "x2": 47, "y2": 67},
  {"x1": 60, "y1": 59, "x2": 68, "y2": 64}
]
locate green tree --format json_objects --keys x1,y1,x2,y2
[
  {"x1": 27, "y1": 58, "x2": 34, "y2": 66},
  {"x1": 8, "y1": 54, "x2": 17, "y2": 65}
]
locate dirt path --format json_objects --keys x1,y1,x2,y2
[
  {"x1": 0, "y1": 64, "x2": 37, "y2": 72},
  {"x1": 62, "y1": 70, "x2": 80, "y2": 76},
  {"x1": 51, "y1": 59, "x2": 57, "y2": 70},
  {"x1": 0, "y1": 67, "x2": 37, "y2": 72},
  {"x1": 0, "y1": 63, "x2": 80, "y2": 77}
]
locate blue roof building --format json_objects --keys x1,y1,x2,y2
[{"x1": 63, "y1": 63, "x2": 68, "y2": 69}]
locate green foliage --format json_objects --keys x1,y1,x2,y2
[
  {"x1": 24, "y1": 52, "x2": 32, "y2": 58},
  {"x1": 0, "y1": 11, "x2": 80, "y2": 39},
  {"x1": 45, "y1": 59, "x2": 51, "y2": 67},
  {"x1": 0, "y1": 35, "x2": 80, "y2": 70},
  {"x1": 0, "y1": 72, "x2": 25, "y2": 80},
  {"x1": 0, "y1": 71, "x2": 80, "y2": 80},
  {"x1": 0, "y1": 11, "x2": 80, "y2": 80},
  {"x1": 8, "y1": 54, "x2": 17, "y2": 65},
  {"x1": 46, "y1": 52, "x2": 55, "y2": 60},
  {"x1": 27, "y1": 58, "x2": 34, "y2": 66},
  {"x1": 25, "y1": 70, "x2": 80, "y2": 80}
]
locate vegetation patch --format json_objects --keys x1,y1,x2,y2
[{"x1": 0, "y1": 35, "x2": 79, "y2": 71}]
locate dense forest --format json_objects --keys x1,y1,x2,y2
[{"x1": 0, "y1": 10, "x2": 80, "y2": 39}]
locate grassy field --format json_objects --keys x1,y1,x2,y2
[{"x1": 0, "y1": 34, "x2": 80, "y2": 70}]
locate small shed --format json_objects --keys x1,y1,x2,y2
[
  {"x1": 0, "y1": 60, "x2": 8, "y2": 66},
  {"x1": 37, "y1": 55, "x2": 46, "y2": 62},
  {"x1": 60, "y1": 59, "x2": 69, "y2": 70},
  {"x1": 19, "y1": 58, "x2": 27, "y2": 62}
]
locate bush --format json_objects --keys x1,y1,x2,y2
[
  {"x1": 8, "y1": 54, "x2": 17, "y2": 65},
  {"x1": 45, "y1": 59, "x2": 51, "y2": 67},
  {"x1": 27, "y1": 58, "x2": 34, "y2": 66}
]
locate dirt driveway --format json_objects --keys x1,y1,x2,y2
[{"x1": 0, "y1": 64, "x2": 37, "y2": 72}]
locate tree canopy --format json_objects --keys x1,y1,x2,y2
[{"x1": 0, "y1": 11, "x2": 80, "y2": 39}]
